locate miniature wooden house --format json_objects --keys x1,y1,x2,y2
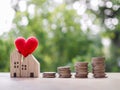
[
  {"x1": 10, "y1": 50, "x2": 40, "y2": 78},
  {"x1": 10, "y1": 50, "x2": 22, "y2": 77}
]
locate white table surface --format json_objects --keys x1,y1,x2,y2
[{"x1": 0, "y1": 73, "x2": 120, "y2": 90}]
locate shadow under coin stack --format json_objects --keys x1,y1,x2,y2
[
  {"x1": 75, "y1": 62, "x2": 88, "y2": 78},
  {"x1": 92, "y1": 57, "x2": 106, "y2": 78},
  {"x1": 57, "y1": 66, "x2": 71, "y2": 78},
  {"x1": 43, "y1": 72, "x2": 56, "y2": 78}
]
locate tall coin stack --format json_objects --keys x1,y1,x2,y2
[
  {"x1": 57, "y1": 66, "x2": 71, "y2": 78},
  {"x1": 75, "y1": 62, "x2": 88, "y2": 78},
  {"x1": 92, "y1": 57, "x2": 106, "y2": 78}
]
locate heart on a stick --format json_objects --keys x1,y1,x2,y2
[{"x1": 15, "y1": 36, "x2": 38, "y2": 57}]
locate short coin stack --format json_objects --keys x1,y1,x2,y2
[
  {"x1": 43, "y1": 72, "x2": 56, "y2": 78},
  {"x1": 75, "y1": 62, "x2": 88, "y2": 78},
  {"x1": 92, "y1": 57, "x2": 106, "y2": 78},
  {"x1": 57, "y1": 66, "x2": 71, "y2": 78}
]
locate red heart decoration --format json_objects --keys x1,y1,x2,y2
[{"x1": 15, "y1": 36, "x2": 38, "y2": 57}]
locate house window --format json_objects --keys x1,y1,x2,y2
[
  {"x1": 14, "y1": 62, "x2": 20, "y2": 69},
  {"x1": 14, "y1": 73, "x2": 16, "y2": 77},
  {"x1": 21, "y1": 64, "x2": 27, "y2": 70},
  {"x1": 30, "y1": 73, "x2": 34, "y2": 77}
]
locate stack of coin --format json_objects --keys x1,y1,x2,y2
[
  {"x1": 75, "y1": 62, "x2": 88, "y2": 78},
  {"x1": 57, "y1": 66, "x2": 71, "y2": 78},
  {"x1": 92, "y1": 57, "x2": 106, "y2": 78},
  {"x1": 43, "y1": 72, "x2": 56, "y2": 78}
]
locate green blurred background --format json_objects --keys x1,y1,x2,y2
[{"x1": 1, "y1": 0, "x2": 120, "y2": 72}]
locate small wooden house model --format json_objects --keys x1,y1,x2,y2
[{"x1": 10, "y1": 50, "x2": 40, "y2": 78}]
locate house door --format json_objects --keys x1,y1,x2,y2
[
  {"x1": 30, "y1": 72, "x2": 34, "y2": 77},
  {"x1": 14, "y1": 73, "x2": 16, "y2": 77}
]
